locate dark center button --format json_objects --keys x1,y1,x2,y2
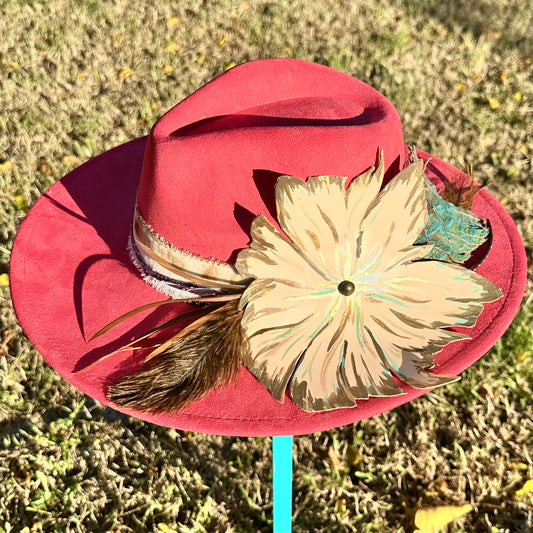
[{"x1": 337, "y1": 280, "x2": 355, "y2": 296}]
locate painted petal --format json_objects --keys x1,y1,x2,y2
[
  {"x1": 240, "y1": 279, "x2": 336, "y2": 337},
  {"x1": 366, "y1": 306, "x2": 469, "y2": 361},
  {"x1": 289, "y1": 301, "x2": 356, "y2": 411},
  {"x1": 356, "y1": 160, "x2": 428, "y2": 273},
  {"x1": 290, "y1": 297, "x2": 404, "y2": 411},
  {"x1": 363, "y1": 306, "x2": 464, "y2": 389},
  {"x1": 235, "y1": 214, "x2": 328, "y2": 287},
  {"x1": 374, "y1": 260, "x2": 502, "y2": 330},
  {"x1": 366, "y1": 326, "x2": 459, "y2": 389},
  {"x1": 276, "y1": 175, "x2": 350, "y2": 278},
  {"x1": 345, "y1": 152, "x2": 385, "y2": 241},
  {"x1": 240, "y1": 279, "x2": 338, "y2": 401},
  {"x1": 360, "y1": 259, "x2": 501, "y2": 388},
  {"x1": 276, "y1": 158, "x2": 385, "y2": 280}
]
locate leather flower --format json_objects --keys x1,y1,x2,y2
[{"x1": 236, "y1": 155, "x2": 502, "y2": 411}]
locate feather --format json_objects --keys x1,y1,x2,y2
[
  {"x1": 91, "y1": 294, "x2": 241, "y2": 341},
  {"x1": 74, "y1": 308, "x2": 207, "y2": 374},
  {"x1": 107, "y1": 298, "x2": 245, "y2": 413},
  {"x1": 441, "y1": 164, "x2": 483, "y2": 210}
]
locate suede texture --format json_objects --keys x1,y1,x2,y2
[
  {"x1": 137, "y1": 59, "x2": 405, "y2": 261},
  {"x1": 10, "y1": 59, "x2": 527, "y2": 437}
]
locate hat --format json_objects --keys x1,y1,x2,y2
[{"x1": 10, "y1": 59, "x2": 526, "y2": 437}]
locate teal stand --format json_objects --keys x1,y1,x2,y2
[{"x1": 272, "y1": 435, "x2": 293, "y2": 533}]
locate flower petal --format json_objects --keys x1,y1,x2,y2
[
  {"x1": 366, "y1": 327, "x2": 459, "y2": 389},
  {"x1": 276, "y1": 157, "x2": 385, "y2": 280},
  {"x1": 290, "y1": 297, "x2": 404, "y2": 411},
  {"x1": 240, "y1": 279, "x2": 338, "y2": 401},
  {"x1": 235, "y1": 213, "x2": 328, "y2": 287},
  {"x1": 359, "y1": 260, "x2": 501, "y2": 388},
  {"x1": 374, "y1": 260, "x2": 503, "y2": 330},
  {"x1": 276, "y1": 174, "x2": 350, "y2": 278},
  {"x1": 356, "y1": 160, "x2": 428, "y2": 273},
  {"x1": 289, "y1": 301, "x2": 356, "y2": 411},
  {"x1": 345, "y1": 151, "x2": 385, "y2": 243}
]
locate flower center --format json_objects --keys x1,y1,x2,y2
[{"x1": 337, "y1": 280, "x2": 355, "y2": 296}]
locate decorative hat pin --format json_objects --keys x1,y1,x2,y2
[{"x1": 10, "y1": 59, "x2": 526, "y2": 531}]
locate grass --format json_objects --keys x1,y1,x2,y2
[{"x1": 0, "y1": 0, "x2": 531, "y2": 531}]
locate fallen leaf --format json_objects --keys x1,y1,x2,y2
[
  {"x1": 488, "y1": 98, "x2": 500, "y2": 109},
  {"x1": 76, "y1": 72, "x2": 87, "y2": 80},
  {"x1": 112, "y1": 33, "x2": 122, "y2": 44},
  {"x1": 164, "y1": 42, "x2": 180, "y2": 53},
  {"x1": 118, "y1": 67, "x2": 133, "y2": 80},
  {"x1": 519, "y1": 58, "x2": 532, "y2": 71},
  {"x1": 499, "y1": 71, "x2": 507, "y2": 85},
  {"x1": 14, "y1": 467, "x2": 30, "y2": 482},
  {"x1": 224, "y1": 61, "x2": 236, "y2": 71},
  {"x1": 436, "y1": 480, "x2": 450, "y2": 491},
  {"x1": 516, "y1": 350, "x2": 530, "y2": 362},
  {"x1": 218, "y1": 36, "x2": 227, "y2": 47},
  {"x1": 519, "y1": 143, "x2": 530, "y2": 155},
  {"x1": 434, "y1": 23, "x2": 449, "y2": 37},
  {"x1": 167, "y1": 16, "x2": 180, "y2": 27},
  {"x1": 1, "y1": 59, "x2": 20, "y2": 69},
  {"x1": 414, "y1": 504, "x2": 473, "y2": 533},
  {"x1": 0, "y1": 161, "x2": 13, "y2": 174},
  {"x1": 62, "y1": 155, "x2": 80, "y2": 167},
  {"x1": 513, "y1": 92, "x2": 522, "y2": 102},
  {"x1": 13, "y1": 194, "x2": 28, "y2": 212},
  {"x1": 516, "y1": 479, "x2": 533, "y2": 497},
  {"x1": 241, "y1": 1, "x2": 249, "y2": 9},
  {"x1": 0, "y1": 329, "x2": 16, "y2": 356},
  {"x1": 346, "y1": 444, "x2": 361, "y2": 467},
  {"x1": 328, "y1": 446, "x2": 344, "y2": 471},
  {"x1": 156, "y1": 522, "x2": 177, "y2": 532},
  {"x1": 162, "y1": 64, "x2": 174, "y2": 74},
  {"x1": 40, "y1": 163, "x2": 52, "y2": 175},
  {"x1": 336, "y1": 497, "x2": 347, "y2": 514},
  {"x1": 482, "y1": 29, "x2": 502, "y2": 40},
  {"x1": 456, "y1": 82, "x2": 467, "y2": 94},
  {"x1": 0, "y1": 274, "x2": 9, "y2": 287}
]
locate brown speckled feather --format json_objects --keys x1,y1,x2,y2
[{"x1": 107, "y1": 299, "x2": 244, "y2": 413}]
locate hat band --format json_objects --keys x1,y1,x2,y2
[{"x1": 130, "y1": 205, "x2": 246, "y2": 299}]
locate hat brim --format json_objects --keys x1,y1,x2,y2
[{"x1": 10, "y1": 138, "x2": 527, "y2": 437}]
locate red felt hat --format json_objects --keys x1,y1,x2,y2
[{"x1": 10, "y1": 59, "x2": 526, "y2": 436}]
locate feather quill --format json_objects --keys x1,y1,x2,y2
[{"x1": 107, "y1": 299, "x2": 245, "y2": 413}]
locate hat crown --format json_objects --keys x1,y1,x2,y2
[{"x1": 137, "y1": 59, "x2": 405, "y2": 263}]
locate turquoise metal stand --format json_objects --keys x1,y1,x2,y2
[{"x1": 272, "y1": 435, "x2": 293, "y2": 533}]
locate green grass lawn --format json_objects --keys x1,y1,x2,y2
[{"x1": 0, "y1": 1, "x2": 531, "y2": 532}]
